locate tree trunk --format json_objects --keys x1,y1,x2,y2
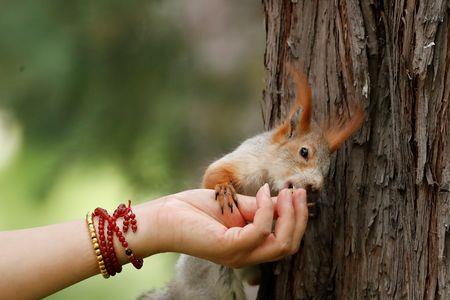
[{"x1": 258, "y1": 0, "x2": 450, "y2": 299}]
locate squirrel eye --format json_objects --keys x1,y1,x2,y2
[{"x1": 299, "y1": 147, "x2": 309, "y2": 160}]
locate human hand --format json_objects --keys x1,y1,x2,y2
[
  {"x1": 0, "y1": 184, "x2": 307, "y2": 299},
  {"x1": 152, "y1": 184, "x2": 308, "y2": 268}
]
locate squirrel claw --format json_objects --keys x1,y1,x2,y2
[
  {"x1": 307, "y1": 201, "x2": 319, "y2": 218},
  {"x1": 214, "y1": 183, "x2": 238, "y2": 214}
]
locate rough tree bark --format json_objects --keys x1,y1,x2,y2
[{"x1": 258, "y1": 0, "x2": 450, "y2": 299}]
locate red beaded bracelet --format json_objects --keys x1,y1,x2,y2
[{"x1": 90, "y1": 200, "x2": 143, "y2": 277}]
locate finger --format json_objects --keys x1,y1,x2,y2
[
  {"x1": 253, "y1": 183, "x2": 274, "y2": 237},
  {"x1": 235, "y1": 194, "x2": 278, "y2": 222},
  {"x1": 292, "y1": 188, "x2": 308, "y2": 252},
  {"x1": 226, "y1": 183, "x2": 274, "y2": 251},
  {"x1": 234, "y1": 189, "x2": 297, "y2": 265},
  {"x1": 273, "y1": 188, "x2": 295, "y2": 251},
  {"x1": 242, "y1": 234, "x2": 281, "y2": 264}
]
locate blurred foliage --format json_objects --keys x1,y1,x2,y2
[
  {"x1": 0, "y1": 0, "x2": 263, "y2": 196},
  {"x1": 0, "y1": 0, "x2": 263, "y2": 299}
]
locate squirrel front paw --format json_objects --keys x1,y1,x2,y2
[
  {"x1": 307, "y1": 202, "x2": 318, "y2": 218},
  {"x1": 306, "y1": 190, "x2": 320, "y2": 218},
  {"x1": 214, "y1": 182, "x2": 238, "y2": 214}
]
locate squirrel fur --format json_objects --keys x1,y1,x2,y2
[{"x1": 139, "y1": 65, "x2": 365, "y2": 300}]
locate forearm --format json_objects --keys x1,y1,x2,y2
[
  {"x1": 0, "y1": 220, "x2": 98, "y2": 299},
  {"x1": 0, "y1": 188, "x2": 302, "y2": 299},
  {"x1": 0, "y1": 199, "x2": 164, "y2": 299}
]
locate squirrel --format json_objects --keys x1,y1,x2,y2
[{"x1": 139, "y1": 65, "x2": 365, "y2": 300}]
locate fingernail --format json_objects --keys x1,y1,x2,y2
[
  {"x1": 263, "y1": 183, "x2": 270, "y2": 197},
  {"x1": 296, "y1": 188, "x2": 307, "y2": 203},
  {"x1": 284, "y1": 188, "x2": 293, "y2": 199}
]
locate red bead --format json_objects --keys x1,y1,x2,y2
[
  {"x1": 131, "y1": 257, "x2": 143, "y2": 269},
  {"x1": 93, "y1": 203, "x2": 143, "y2": 275},
  {"x1": 115, "y1": 264, "x2": 122, "y2": 273}
]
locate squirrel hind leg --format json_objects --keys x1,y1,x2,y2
[{"x1": 215, "y1": 182, "x2": 238, "y2": 214}]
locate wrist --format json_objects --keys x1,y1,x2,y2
[
  {"x1": 139, "y1": 193, "x2": 195, "y2": 255},
  {"x1": 119, "y1": 200, "x2": 164, "y2": 262},
  {"x1": 90, "y1": 199, "x2": 165, "y2": 268}
]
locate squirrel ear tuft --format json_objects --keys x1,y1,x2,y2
[
  {"x1": 271, "y1": 107, "x2": 305, "y2": 143},
  {"x1": 286, "y1": 64, "x2": 312, "y2": 135},
  {"x1": 272, "y1": 121, "x2": 291, "y2": 143},
  {"x1": 271, "y1": 64, "x2": 312, "y2": 143},
  {"x1": 324, "y1": 103, "x2": 365, "y2": 152}
]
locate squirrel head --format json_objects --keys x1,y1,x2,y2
[{"x1": 269, "y1": 64, "x2": 365, "y2": 193}]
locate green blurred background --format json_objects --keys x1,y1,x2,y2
[{"x1": 0, "y1": 1, "x2": 264, "y2": 299}]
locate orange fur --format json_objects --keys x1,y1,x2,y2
[
  {"x1": 151, "y1": 64, "x2": 367, "y2": 300},
  {"x1": 324, "y1": 103, "x2": 365, "y2": 152},
  {"x1": 272, "y1": 65, "x2": 312, "y2": 144},
  {"x1": 274, "y1": 66, "x2": 365, "y2": 153},
  {"x1": 271, "y1": 122, "x2": 291, "y2": 144},
  {"x1": 286, "y1": 64, "x2": 312, "y2": 133},
  {"x1": 202, "y1": 163, "x2": 239, "y2": 189}
]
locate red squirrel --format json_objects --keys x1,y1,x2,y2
[
  {"x1": 140, "y1": 65, "x2": 365, "y2": 300},
  {"x1": 204, "y1": 64, "x2": 364, "y2": 215}
]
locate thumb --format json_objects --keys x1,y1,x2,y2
[
  {"x1": 235, "y1": 187, "x2": 277, "y2": 222},
  {"x1": 227, "y1": 183, "x2": 274, "y2": 251}
]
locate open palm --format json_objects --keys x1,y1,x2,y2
[{"x1": 155, "y1": 185, "x2": 308, "y2": 268}]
